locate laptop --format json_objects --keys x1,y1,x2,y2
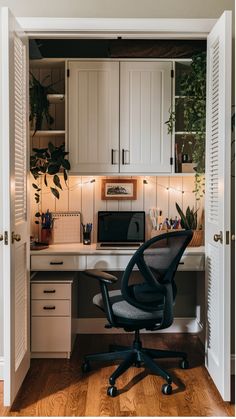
[{"x1": 96, "y1": 211, "x2": 145, "y2": 250}]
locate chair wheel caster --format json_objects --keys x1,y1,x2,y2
[
  {"x1": 134, "y1": 361, "x2": 141, "y2": 368},
  {"x1": 107, "y1": 385, "x2": 118, "y2": 397},
  {"x1": 81, "y1": 361, "x2": 91, "y2": 373},
  {"x1": 179, "y1": 359, "x2": 189, "y2": 369},
  {"x1": 162, "y1": 383, "x2": 172, "y2": 395}
]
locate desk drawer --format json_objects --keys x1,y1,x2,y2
[
  {"x1": 31, "y1": 255, "x2": 86, "y2": 271},
  {"x1": 31, "y1": 300, "x2": 70, "y2": 316},
  {"x1": 178, "y1": 255, "x2": 205, "y2": 271},
  {"x1": 31, "y1": 317, "x2": 71, "y2": 352},
  {"x1": 31, "y1": 283, "x2": 71, "y2": 300},
  {"x1": 87, "y1": 255, "x2": 131, "y2": 270}
]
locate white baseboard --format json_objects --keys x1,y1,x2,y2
[
  {"x1": 74, "y1": 317, "x2": 202, "y2": 334},
  {"x1": 0, "y1": 356, "x2": 4, "y2": 380}
]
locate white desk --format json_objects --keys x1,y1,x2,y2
[
  {"x1": 30, "y1": 244, "x2": 205, "y2": 357},
  {"x1": 31, "y1": 244, "x2": 205, "y2": 272}
]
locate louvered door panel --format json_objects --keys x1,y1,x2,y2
[
  {"x1": 14, "y1": 243, "x2": 27, "y2": 370},
  {"x1": 208, "y1": 40, "x2": 219, "y2": 225},
  {"x1": 1, "y1": 7, "x2": 30, "y2": 406},
  {"x1": 205, "y1": 11, "x2": 231, "y2": 401},
  {"x1": 14, "y1": 36, "x2": 27, "y2": 224}
]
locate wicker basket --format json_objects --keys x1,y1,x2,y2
[
  {"x1": 150, "y1": 229, "x2": 204, "y2": 247},
  {"x1": 188, "y1": 230, "x2": 204, "y2": 247}
]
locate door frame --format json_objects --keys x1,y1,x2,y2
[
  {"x1": 1, "y1": 8, "x2": 233, "y2": 399},
  {"x1": 17, "y1": 17, "x2": 216, "y2": 39}
]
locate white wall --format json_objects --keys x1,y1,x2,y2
[{"x1": 0, "y1": 0, "x2": 234, "y2": 18}]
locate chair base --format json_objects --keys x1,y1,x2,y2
[{"x1": 82, "y1": 330, "x2": 188, "y2": 396}]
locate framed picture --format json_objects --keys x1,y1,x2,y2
[{"x1": 101, "y1": 179, "x2": 137, "y2": 200}]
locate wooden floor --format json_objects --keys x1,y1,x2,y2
[{"x1": 0, "y1": 334, "x2": 235, "y2": 417}]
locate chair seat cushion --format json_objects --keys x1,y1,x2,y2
[{"x1": 93, "y1": 290, "x2": 163, "y2": 321}]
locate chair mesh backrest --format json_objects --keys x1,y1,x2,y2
[{"x1": 121, "y1": 230, "x2": 193, "y2": 312}]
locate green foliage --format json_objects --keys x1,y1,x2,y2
[
  {"x1": 29, "y1": 73, "x2": 56, "y2": 134},
  {"x1": 166, "y1": 52, "x2": 206, "y2": 199},
  {"x1": 176, "y1": 202, "x2": 198, "y2": 230},
  {"x1": 30, "y1": 142, "x2": 70, "y2": 204}
]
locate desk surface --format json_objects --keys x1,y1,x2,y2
[{"x1": 31, "y1": 243, "x2": 205, "y2": 256}]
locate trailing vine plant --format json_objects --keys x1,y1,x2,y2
[
  {"x1": 166, "y1": 52, "x2": 206, "y2": 200},
  {"x1": 30, "y1": 142, "x2": 70, "y2": 205}
]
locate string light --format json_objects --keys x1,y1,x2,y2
[{"x1": 143, "y1": 180, "x2": 189, "y2": 194}]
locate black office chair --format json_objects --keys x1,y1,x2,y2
[{"x1": 82, "y1": 230, "x2": 193, "y2": 396}]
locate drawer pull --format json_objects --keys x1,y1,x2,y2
[
  {"x1": 50, "y1": 261, "x2": 64, "y2": 265},
  {"x1": 179, "y1": 262, "x2": 184, "y2": 265},
  {"x1": 43, "y1": 306, "x2": 56, "y2": 310},
  {"x1": 43, "y1": 289, "x2": 56, "y2": 293}
]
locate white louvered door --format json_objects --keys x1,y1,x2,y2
[
  {"x1": 1, "y1": 8, "x2": 30, "y2": 406},
  {"x1": 205, "y1": 11, "x2": 232, "y2": 401}
]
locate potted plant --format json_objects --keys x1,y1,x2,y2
[
  {"x1": 34, "y1": 210, "x2": 53, "y2": 244},
  {"x1": 29, "y1": 73, "x2": 59, "y2": 134},
  {"x1": 166, "y1": 52, "x2": 206, "y2": 200},
  {"x1": 30, "y1": 142, "x2": 70, "y2": 224},
  {"x1": 175, "y1": 203, "x2": 203, "y2": 247}
]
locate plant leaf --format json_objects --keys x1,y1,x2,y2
[
  {"x1": 32, "y1": 183, "x2": 38, "y2": 189},
  {"x1": 53, "y1": 174, "x2": 62, "y2": 190},
  {"x1": 50, "y1": 187, "x2": 60, "y2": 199},
  {"x1": 44, "y1": 174, "x2": 48, "y2": 187},
  {"x1": 48, "y1": 164, "x2": 60, "y2": 175},
  {"x1": 63, "y1": 169, "x2": 68, "y2": 184},
  {"x1": 35, "y1": 212, "x2": 41, "y2": 217},
  {"x1": 61, "y1": 159, "x2": 70, "y2": 170}
]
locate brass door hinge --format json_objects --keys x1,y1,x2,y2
[{"x1": 4, "y1": 231, "x2": 8, "y2": 245}]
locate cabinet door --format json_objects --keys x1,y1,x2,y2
[
  {"x1": 68, "y1": 61, "x2": 119, "y2": 173},
  {"x1": 120, "y1": 61, "x2": 172, "y2": 173}
]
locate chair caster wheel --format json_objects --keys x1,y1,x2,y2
[
  {"x1": 81, "y1": 361, "x2": 91, "y2": 373},
  {"x1": 162, "y1": 383, "x2": 172, "y2": 395},
  {"x1": 107, "y1": 385, "x2": 118, "y2": 397},
  {"x1": 179, "y1": 359, "x2": 189, "y2": 369},
  {"x1": 134, "y1": 361, "x2": 141, "y2": 368}
]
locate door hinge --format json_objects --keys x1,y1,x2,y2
[
  {"x1": 171, "y1": 69, "x2": 174, "y2": 78},
  {"x1": 67, "y1": 69, "x2": 70, "y2": 77},
  {"x1": 4, "y1": 231, "x2": 8, "y2": 245},
  {"x1": 170, "y1": 157, "x2": 174, "y2": 165},
  {"x1": 226, "y1": 230, "x2": 230, "y2": 245}
]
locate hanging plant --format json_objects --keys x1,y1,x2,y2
[
  {"x1": 29, "y1": 73, "x2": 58, "y2": 135},
  {"x1": 30, "y1": 142, "x2": 70, "y2": 204},
  {"x1": 166, "y1": 52, "x2": 206, "y2": 200}
]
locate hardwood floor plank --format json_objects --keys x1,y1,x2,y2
[{"x1": 0, "y1": 334, "x2": 234, "y2": 417}]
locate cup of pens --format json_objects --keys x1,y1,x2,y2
[{"x1": 82, "y1": 223, "x2": 92, "y2": 245}]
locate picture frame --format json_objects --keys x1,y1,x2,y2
[{"x1": 101, "y1": 179, "x2": 137, "y2": 200}]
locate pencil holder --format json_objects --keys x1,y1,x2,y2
[{"x1": 83, "y1": 231, "x2": 91, "y2": 245}]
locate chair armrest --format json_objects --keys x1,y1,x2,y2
[{"x1": 84, "y1": 269, "x2": 118, "y2": 284}]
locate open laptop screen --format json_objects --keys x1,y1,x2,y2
[{"x1": 97, "y1": 211, "x2": 145, "y2": 243}]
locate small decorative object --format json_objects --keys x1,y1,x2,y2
[
  {"x1": 101, "y1": 179, "x2": 137, "y2": 200},
  {"x1": 81, "y1": 223, "x2": 92, "y2": 245},
  {"x1": 175, "y1": 203, "x2": 203, "y2": 247}
]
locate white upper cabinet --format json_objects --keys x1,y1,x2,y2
[
  {"x1": 68, "y1": 61, "x2": 119, "y2": 173},
  {"x1": 68, "y1": 60, "x2": 172, "y2": 174},
  {"x1": 120, "y1": 61, "x2": 172, "y2": 173}
]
